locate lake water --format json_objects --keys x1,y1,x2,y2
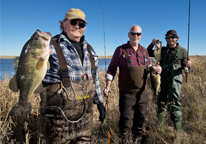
[
  {"x1": 0, "y1": 59, "x2": 111, "y2": 80},
  {"x1": 0, "y1": 59, "x2": 16, "y2": 79}
]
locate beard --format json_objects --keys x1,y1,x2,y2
[{"x1": 131, "y1": 38, "x2": 140, "y2": 45}]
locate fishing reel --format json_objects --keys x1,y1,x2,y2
[
  {"x1": 184, "y1": 67, "x2": 194, "y2": 73},
  {"x1": 184, "y1": 67, "x2": 189, "y2": 73}
]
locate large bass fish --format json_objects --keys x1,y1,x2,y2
[
  {"x1": 150, "y1": 41, "x2": 162, "y2": 96},
  {"x1": 9, "y1": 29, "x2": 51, "y2": 116}
]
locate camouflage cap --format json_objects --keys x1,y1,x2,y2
[{"x1": 64, "y1": 8, "x2": 87, "y2": 24}]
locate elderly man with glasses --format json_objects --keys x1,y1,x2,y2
[
  {"x1": 40, "y1": 8, "x2": 106, "y2": 144},
  {"x1": 104, "y1": 25, "x2": 161, "y2": 143},
  {"x1": 147, "y1": 30, "x2": 192, "y2": 137}
]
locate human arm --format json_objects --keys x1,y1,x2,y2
[
  {"x1": 147, "y1": 38, "x2": 159, "y2": 57},
  {"x1": 103, "y1": 47, "x2": 121, "y2": 97},
  {"x1": 42, "y1": 44, "x2": 62, "y2": 83},
  {"x1": 181, "y1": 47, "x2": 192, "y2": 72},
  {"x1": 103, "y1": 79, "x2": 112, "y2": 97},
  {"x1": 88, "y1": 45, "x2": 107, "y2": 123}
]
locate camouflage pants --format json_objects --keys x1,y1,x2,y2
[
  {"x1": 40, "y1": 112, "x2": 93, "y2": 144},
  {"x1": 40, "y1": 80, "x2": 95, "y2": 144}
]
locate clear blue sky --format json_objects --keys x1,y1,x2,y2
[{"x1": 1, "y1": 0, "x2": 206, "y2": 56}]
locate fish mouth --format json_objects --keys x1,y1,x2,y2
[
  {"x1": 36, "y1": 29, "x2": 51, "y2": 40},
  {"x1": 34, "y1": 30, "x2": 51, "y2": 58}
]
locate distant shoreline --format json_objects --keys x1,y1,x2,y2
[
  {"x1": 0, "y1": 55, "x2": 113, "y2": 59},
  {"x1": 0, "y1": 56, "x2": 19, "y2": 59},
  {"x1": 0, "y1": 55, "x2": 204, "y2": 59}
]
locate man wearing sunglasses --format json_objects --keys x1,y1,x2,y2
[
  {"x1": 40, "y1": 8, "x2": 106, "y2": 143},
  {"x1": 147, "y1": 30, "x2": 192, "y2": 136},
  {"x1": 103, "y1": 25, "x2": 161, "y2": 143}
]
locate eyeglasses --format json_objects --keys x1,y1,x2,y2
[
  {"x1": 70, "y1": 19, "x2": 86, "y2": 28},
  {"x1": 165, "y1": 35, "x2": 177, "y2": 39},
  {"x1": 129, "y1": 32, "x2": 142, "y2": 36}
]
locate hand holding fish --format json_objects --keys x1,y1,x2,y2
[
  {"x1": 151, "y1": 38, "x2": 159, "y2": 45},
  {"x1": 153, "y1": 62, "x2": 162, "y2": 74}
]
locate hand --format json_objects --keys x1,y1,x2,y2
[
  {"x1": 103, "y1": 87, "x2": 110, "y2": 97},
  {"x1": 185, "y1": 60, "x2": 192, "y2": 68},
  {"x1": 97, "y1": 103, "x2": 107, "y2": 123},
  {"x1": 152, "y1": 38, "x2": 159, "y2": 45},
  {"x1": 155, "y1": 62, "x2": 162, "y2": 74}
]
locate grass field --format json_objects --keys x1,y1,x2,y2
[{"x1": 0, "y1": 56, "x2": 206, "y2": 143}]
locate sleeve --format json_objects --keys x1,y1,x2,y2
[
  {"x1": 93, "y1": 70, "x2": 104, "y2": 104},
  {"x1": 145, "y1": 49, "x2": 151, "y2": 66},
  {"x1": 42, "y1": 44, "x2": 62, "y2": 83},
  {"x1": 105, "y1": 47, "x2": 121, "y2": 81},
  {"x1": 181, "y1": 47, "x2": 188, "y2": 68},
  {"x1": 147, "y1": 43, "x2": 155, "y2": 57},
  {"x1": 88, "y1": 44, "x2": 104, "y2": 104}
]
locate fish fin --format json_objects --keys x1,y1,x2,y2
[
  {"x1": 13, "y1": 57, "x2": 20, "y2": 73},
  {"x1": 34, "y1": 83, "x2": 43, "y2": 93},
  {"x1": 9, "y1": 101, "x2": 31, "y2": 116},
  {"x1": 36, "y1": 57, "x2": 45, "y2": 70},
  {"x1": 9, "y1": 75, "x2": 19, "y2": 92},
  {"x1": 47, "y1": 61, "x2": 50, "y2": 70}
]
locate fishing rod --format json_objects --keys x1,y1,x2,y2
[
  {"x1": 186, "y1": 0, "x2": 191, "y2": 82},
  {"x1": 103, "y1": 5, "x2": 110, "y2": 144},
  {"x1": 103, "y1": 5, "x2": 107, "y2": 71}
]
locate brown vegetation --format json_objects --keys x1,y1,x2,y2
[
  {"x1": 0, "y1": 56, "x2": 19, "y2": 59},
  {"x1": 0, "y1": 56, "x2": 206, "y2": 143}
]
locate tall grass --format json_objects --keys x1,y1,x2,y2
[{"x1": 0, "y1": 56, "x2": 206, "y2": 144}]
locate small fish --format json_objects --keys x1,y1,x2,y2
[
  {"x1": 150, "y1": 61, "x2": 161, "y2": 96},
  {"x1": 9, "y1": 29, "x2": 51, "y2": 116},
  {"x1": 154, "y1": 41, "x2": 162, "y2": 62}
]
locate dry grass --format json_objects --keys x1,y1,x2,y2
[{"x1": 0, "y1": 56, "x2": 206, "y2": 144}]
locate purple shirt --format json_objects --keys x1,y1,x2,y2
[{"x1": 106, "y1": 41, "x2": 150, "y2": 80}]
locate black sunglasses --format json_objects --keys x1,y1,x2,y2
[
  {"x1": 70, "y1": 19, "x2": 86, "y2": 28},
  {"x1": 129, "y1": 32, "x2": 142, "y2": 36},
  {"x1": 165, "y1": 35, "x2": 177, "y2": 39}
]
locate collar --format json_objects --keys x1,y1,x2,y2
[{"x1": 127, "y1": 41, "x2": 142, "y2": 51}]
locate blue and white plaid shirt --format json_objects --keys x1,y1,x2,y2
[{"x1": 42, "y1": 33, "x2": 103, "y2": 104}]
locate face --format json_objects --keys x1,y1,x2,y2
[
  {"x1": 63, "y1": 19, "x2": 86, "y2": 42},
  {"x1": 165, "y1": 34, "x2": 178, "y2": 48},
  {"x1": 128, "y1": 26, "x2": 142, "y2": 45}
]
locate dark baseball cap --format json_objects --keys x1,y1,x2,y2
[{"x1": 165, "y1": 30, "x2": 178, "y2": 36}]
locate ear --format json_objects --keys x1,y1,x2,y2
[
  {"x1": 128, "y1": 32, "x2": 130, "y2": 38},
  {"x1": 63, "y1": 22, "x2": 65, "y2": 29},
  {"x1": 63, "y1": 20, "x2": 67, "y2": 30},
  {"x1": 140, "y1": 33, "x2": 143, "y2": 38}
]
